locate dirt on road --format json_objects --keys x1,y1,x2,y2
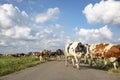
[{"x1": 0, "y1": 61, "x2": 120, "y2": 80}]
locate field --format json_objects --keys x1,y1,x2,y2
[{"x1": 0, "y1": 55, "x2": 56, "y2": 76}]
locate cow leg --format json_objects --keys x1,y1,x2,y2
[
  {"x1": 102, "y1": 59, "x2": 109, "y2": 68},
  {"x1": 71, "y1": 58, "x2": 75, "y2": 67},
  {"x1": 84, "y1": 54, "x2": 87, "y2": 64},
  {"x1": 65, "y1": 56, "x2": 68, "y2": 66},
  {"x1": 104, "y1": 59, "x2": 107, "y2": 65},
  {"x1": 109, "y1": 57, "x2": 118, "y2": 70},
  {"x1": 89, "y1": 57, "x2": 93, "y2": 66},
  {"x1": 89, "y1": 56, "x2": 94, "y2": 66},
  {"x1": 93, "y1": 58, "x2": 98, "y2": 66},
  {"x1": 57, "y1": 55, "x2": 60, "y2": 61},
  {"x1": 84, "y1": 54, "x2": 89, "y2": 64},
  {"x1": 113, "y1": 62, "x2": 117, "y2": 70},
  {"x1": 39, "y1": 56, "x2": 43, "y2": 61},
  {"x1": 104, "y1": 58, "x2": 117, "y2": 69},
  {"x1": 74, "y1": 55, "x2": 80, "y2": 69},
  {"x1": 88, "y1": 55, "x2": 94, "y2": 66}
]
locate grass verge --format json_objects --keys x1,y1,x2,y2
[
  {"x1": 108, "y1": 68, "x2": 120, "y2": 76},
  {"x1": 95, "y1": 59, "x2": 120, "y2": 75},
  {"x1": 0, "y1": 56, "x2": 42, "y2": 76}
]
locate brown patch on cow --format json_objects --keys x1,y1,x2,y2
[
  {"x1": 103, "y1": 45, "x2": 120, "y2": 58},
  {"x1": 37, "y1": 52, "x2": 44, "y2": 57},
  {"x1": 95, "y1": 43, "x2": 109, "y2": 50},
  {"x1": 36, "y1": 49, "x2": 51, "y2": 57},
  {"x1": 93, "y1": 43, "x2": 109, "y2": 58}
]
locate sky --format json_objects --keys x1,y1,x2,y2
[{"x1": 0, "y1": 0, "x2": 120, "y2": 53}]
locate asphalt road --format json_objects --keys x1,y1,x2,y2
[{"x1": 0, "y1": 61, "x2": 120, "y2": 80}]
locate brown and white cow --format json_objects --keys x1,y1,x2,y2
[
  {"x1": 89, "y1": 43, "x2": 120, "y2": 69},
  {"x1": 36, "y1": 49, "x2": 51, "y2": 61}
]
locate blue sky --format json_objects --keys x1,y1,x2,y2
[{"x1": 0, "y1": 0, "x2": 120, "y2": 53}]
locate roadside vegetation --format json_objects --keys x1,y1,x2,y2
[
  {"x1": 94, "y1": 58, "x2": 120, "y2": 75},
  {"x1": 0, "y1": 55, "x2": 56, "y2": 76}
]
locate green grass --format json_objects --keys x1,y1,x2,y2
[
  {"x1": 94, "y1": 58, "x2": 120, "y2": 75},
  {"x1": 0, "y1": 55, "x2": 57, "y2": 76},
  {"x1": 108, "y1": 68, "x2": 120, "y2": 76},
  {"x1": 0, "y1": 55, "x2": 43, "y2": 76}
]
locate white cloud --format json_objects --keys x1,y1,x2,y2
[
  {"x1": 0, "y1": 4, "x2": 29, "y2": 29},
  {"x1": 76, "y1": 25, "x2": 113, "y2": 43},
  {"x1": 83, "y1": 0, "x2": 120, "y2": 26},
  {"x1": 1, "y1": 26, "x2": 32, "y2": 39},
  {"x1": 0, "y1": 4, "x2": 69, "y2": 53},
  {"x1": 35, "y1": 7, "x2": 60, "y2": 23},
  {"x1": 118, "y1": 38, "x2": 120, "y2": 41},
  {"x1": 34, "y1": 24, "x2": 71, "y2": 50},
  {"x1": 0, "y1": 4, "x2": 33, "y2": 40},
  {"x1": 21, "y1": 11, "x2": 29, "y2": 17},
  {"x1": 0, "y1": 4, "x2": 68, "y2": 53},
  {"x1": 0, "y1": 40, "x2": 7, "y2": 46}
]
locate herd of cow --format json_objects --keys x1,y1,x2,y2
[
  {"x1": 30, "y1": 42, "x2": 120, "y2": 70},
  {"x1": 65, "y1": 42, "x2": 120, "y2": 70},
  {"x1": 33, "y1": 49, "x2": 64, "y2": 61},
  {"x1": 1, "y1": 49, "x2": 64, "y2": 60},
  {"x1": 1, "y1": 41, "x2": 120, "y2": 70}
]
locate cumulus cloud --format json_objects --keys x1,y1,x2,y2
[
  {"x1": 0, "y1": 4, "x2": 32, "y2": 40},
  {"x1": 0, "y1": 24, "x2": 71, "y2": 53},
  {"x1": 0, "y1": 3, "x2": 70, "y2": 53},
  {"x1": 0, "y1": 4, "x2": 29, "y2": 29},
  {"x1": 76, "y1": 25, "x2": 113, "y2": 43},
  {"x1": 34, "y1": 24, "x2": 71, "y2": 50},
  {"x1": 0, "y1": 4, "x2": 70, "y2": 53},
  {"x1": 1, "y1": 26, "x2": 33, "y2": 39},
  {"x1": 83, "y1": 0, "x2": 120, "y2": 26},
  {"x1": 35, "y1": 7, "x2": 60, "y2": 23}
]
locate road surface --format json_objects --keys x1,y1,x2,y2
[{"x1": 0, "y1": 61, "x2": 120, "y2": 80}]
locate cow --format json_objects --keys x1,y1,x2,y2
[
  {"x1": 36, "y1": 49, "x2": 51, "y2": 61},
  {"x1": 11, "y1": 54, "x2": 20, "y2": 57},
  {"x1": 56, "y1": 49, "x2": 64, "y2": 61},
  {"x1": 49, "y1": 51, "x2": 57, "y2": 57},
  {"x1": 89, "y1": 43, "x2": 120, "y2": 69},
  {"x1": 11, "y1": 53, "x2": 26, "y2": 57},
  {"x1": 48, "y1": 49, "x2": 64, "y2": 61},
  {"x1": 64, "y1": 42, "x2": 88, "y2": 69}
]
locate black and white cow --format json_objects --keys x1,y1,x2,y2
[{"x1": 65, "y1": 42, "x2": 88, "y2": 69}]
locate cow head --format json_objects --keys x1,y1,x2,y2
[{"x1": 75, "y1": 42, "x2": 86, "y2": 54}]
